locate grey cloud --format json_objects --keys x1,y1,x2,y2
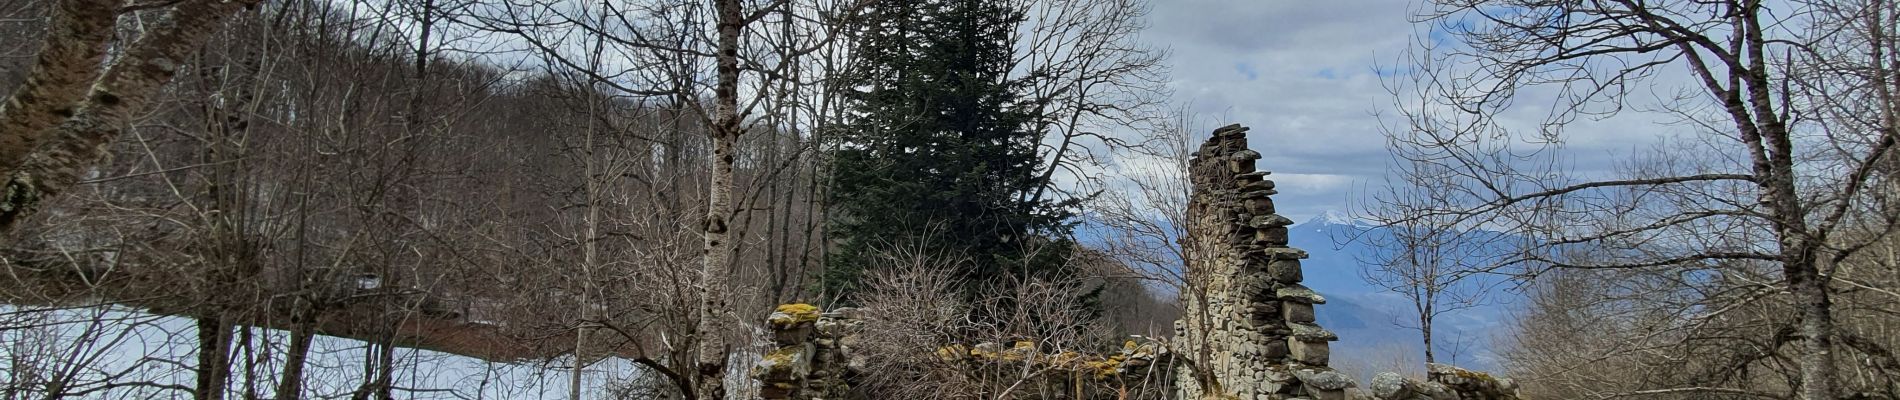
[
  {"x1": 1136, "y1": 0, "x2": 1712, "y2": 222},
  {"x1": 1144, "y1": 0, "x2": 1415, "y2": 221}
]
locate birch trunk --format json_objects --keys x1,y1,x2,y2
[
  {"x1": 0, "y1": 0, "x2": 116, "y2": 172},
  {"x1": 0, "y1": 0, "x2": 255, "y2": 230},
  {"x1": 1788, "y1": 251, "x2": 1839, "y2": 400},
  {"x1": 692, "y1": 1, "x2": 744, "y2": 398}
]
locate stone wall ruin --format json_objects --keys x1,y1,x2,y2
[
  {"x1": 755, "y1": 304, "x2": 861, "y2": 400},
  {"x1": 748, "y1": 124, "x2": 1522, "y2": 400},
  {"x1": 1171, "y1": 124, "x2": 1351, "y2": 400}
]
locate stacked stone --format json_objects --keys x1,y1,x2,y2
[
  {"x1": 754, "y1": 304, "x2": 862, "y2": 400},
  {"x1": 806, "y1": 308, "x2": 863, "y2": 399},
  {"x1": 939, "y1": 337, "x2": 1174, "y2": 385},
  {"x1": 1368, "y1": 364, "x2": 1520, "y2": 400},
  {"x1": 1173, "y1": 124, "x2": 1351, "y2": 400}
]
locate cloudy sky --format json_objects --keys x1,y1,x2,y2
[
  {"x1": 1138, "y1": 0, "x2": 1424, "y2": 222},
  {"x1": 449, "y1": 0, "x2": 1708, "y2": 225},
  {"x1": 1135, "y1": 0, "x2": 1693, "y2": 223}
]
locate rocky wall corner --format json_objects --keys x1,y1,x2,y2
[
  {"x1": 1172, "y1": 124, "x2": 1352, "y2": 400},
  {"x1": 753, "y1": 304, "x2": 863, "y2": 400}
]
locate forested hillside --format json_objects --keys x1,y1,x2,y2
[{"x1": 3, "y1": 0, "x2": 1899, "y2": 399}]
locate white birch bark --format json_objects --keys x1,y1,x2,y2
[{"x1": 692, "y1": 0, "x2": 745, "y2": 398}]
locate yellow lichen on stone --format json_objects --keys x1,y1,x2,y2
[
  {"x1": 768, "y1": 303, "x2": 822, "y2": 327},
  {"x1": 752, "y1": 345, "x2": 808, "y2": 382},
  {"x1": 935, "y1": 344, "x2": 970, "y2": 362},
  {"x1": 985, "y1": 340, "x2": 1030, "y2": 361},
  {"x1": 1050, "y1": 351, "x2": 1082, "y2": 367},
  {"x1": 763, "y1": 346, "x2": 802, "y2": 365},
  {"x1": 1080, "y1": 358, "x2": 1120, "y2": 379},
  {"x1": 972, "y1": 343, "x2": 1003, "y2": 360}
]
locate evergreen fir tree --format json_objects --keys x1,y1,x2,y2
[{"x1": 823, "y1": 0, "x2": 1077, "y2": 302}]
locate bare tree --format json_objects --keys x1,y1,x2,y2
[
  {"x1": 1354, "y1": 157, "x2": 1495, "y2": 366},
  {"x1": 466, "y1": 0, "x2": 876, "y2": 396},
  {"x1": 1013, "y1": 0, "x2": 1172, "y2": 207},
  {"x1": 1388, "y1": 0, "x2": 1900, "y2": 398},
  {"x1": 0, "y1": 0, "x2": 1177, "y2": 398},
  {"x1": 1084, "y1": 109, "x2": 1197, "y2": 292}
]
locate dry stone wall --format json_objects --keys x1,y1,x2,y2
[
  {"x1": 748, "y1": 124, "x2": 1524, "y2": 400},
  {"x1": 755, "y1": 304, "x2": 862, "y2": 400},
  {"x1": 1368, "y1": 363, "x2": 1521, "y2": 400},
  {"x1": 1172, "y1": 124, "x2": 1352, "y2": 400},
  {"x1": 751, "y1": 302, "x2": 1175, "y2": 399}
]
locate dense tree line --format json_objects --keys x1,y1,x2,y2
[
  {"x1": 0, "y1": 0, "x2": 1176, "y2": 398},
  {"x1": 23, "y1": 0, "x2": 1900, "y2": 398}
]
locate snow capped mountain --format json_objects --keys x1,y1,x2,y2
[
  {"x1": 1078, "y1": 208, "x2": 1523, "y2": 374},
  {"x1": 1304, "y1": 209, "x2": 1377, "y2": 228},
  {"x1": 1284, "y1": 212, "x2": 1520, "y2": 374}
]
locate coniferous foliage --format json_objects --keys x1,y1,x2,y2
[{"x1": 823, "y1": 0, "x2": 1078, "y2": 302}]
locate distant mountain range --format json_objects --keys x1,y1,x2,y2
[
  {"x1": 1288, "y1": 212, "x2": 1521, "y2": 374},
  {"x1": 1079, "y1": 208, "x2": 1525, "y2": 374}
]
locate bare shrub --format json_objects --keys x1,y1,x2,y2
[{"x1": 849, "y1": 240, "x2": 1168, "y2": 399}]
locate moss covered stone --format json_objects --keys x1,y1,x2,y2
[{"x1": 768, "y1": 303, "x2": 822, "y2": 328}]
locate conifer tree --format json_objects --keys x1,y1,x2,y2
[{"x1": 824, "y1": 0, "x2": 1077, "y2": 302}]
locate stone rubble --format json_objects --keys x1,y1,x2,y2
[{"x1": 1363, "y1": 363, "x2": 1522, "y2": 400}]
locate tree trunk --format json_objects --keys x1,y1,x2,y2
[
  {"x1": 0, "y1": 0, "x2": 256, "y2": 231},
  {"x1": 1420, "y1": 307, "x2": 1435, "y2": 365},
  {"x1": 195, "y1": 317, "x2": 233, "y2": 400},
  {"x1": 373, "y1": 337, "x2": 396, "y2": 400},
  {"x1": 275, "y1": 306, "x2": 313, "y2": 400},
  {"x1": 1786, "y1": 250, "x2": 1840, "y2": 400},
  {"x1": 0, "y1": 0, "x2": 116, "y2": 173},
  {"x1": 1759, "y1": 122, "x2": 1838, "y2": 399},
  {"x1": 1750, "y1": 50, "x2": 1839, "y2": 396},
  {"x1": 238, "y1": 327, "x2": 258, "y2": 400},
  {"x1": 692, "y1": 1, "x2": 744, "y2": 399},
  {"x1": 571, "y1": 321, "x2": 586, "y2": 400}
]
